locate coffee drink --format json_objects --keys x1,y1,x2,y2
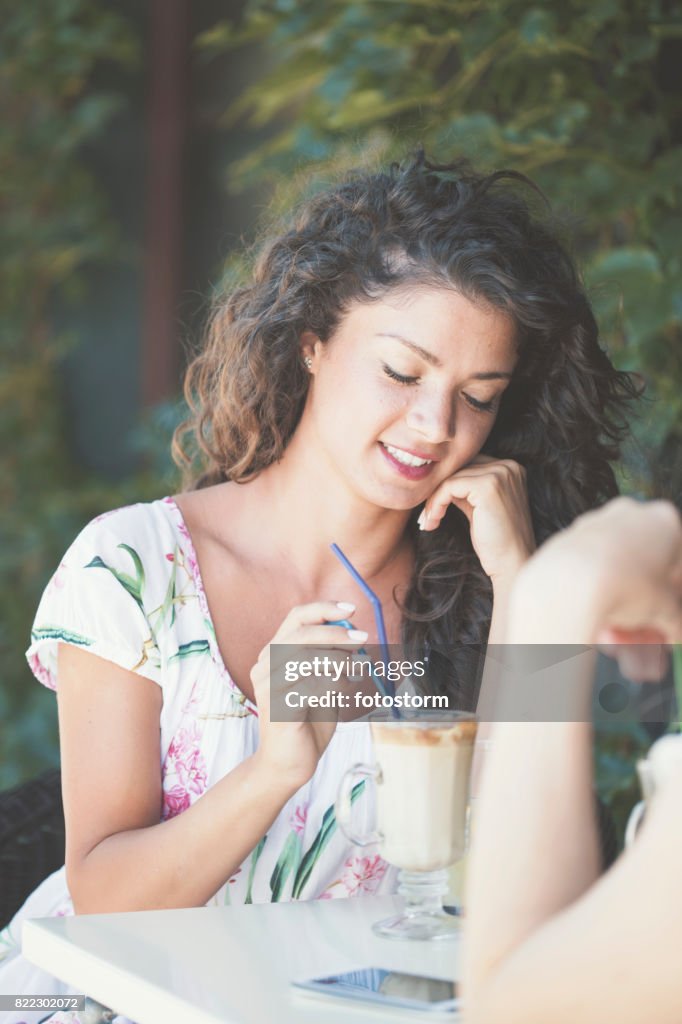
[{"x1": 370, "y1": 715, "x2": 477, "y2": 871}]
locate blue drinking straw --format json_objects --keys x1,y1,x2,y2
[
  {"x1": 326, "y1": 618, "x2": 389, "y2": 700},
  {"x1": 330, "y1": 542, "x2": 393, "y2": 699}
]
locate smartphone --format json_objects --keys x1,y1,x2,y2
[{"x1": 292, "y1": 966, "x2": 460, "y2": 1014}]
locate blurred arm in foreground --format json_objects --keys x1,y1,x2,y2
[{"x1": 463, "y1": 497, "x2": 682, "y2": 1024}]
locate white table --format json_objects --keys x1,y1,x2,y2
[{"x1": 23, "y1": 897, "x2": 460, "y2": 1023}]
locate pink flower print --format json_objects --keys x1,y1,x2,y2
[
  {"x1": 92, "y1": 507, "x2": 124, "y2": 523},
  {"x1": 43, "y1": 561, "x2": 68, "y2": 601},
  {"x1": 290, "y1": 803, "x2": 308, "y2": 835},
  {"x1": 165, "y1": 501, "x2": 207, "y2": 605},
  {"x1": 175, "y1": 746, "x2": 208, "y2": 796},
  {"x1": 167, "y1": 722, "x2": 202, "y2": 761},
  {"x1": 52, "y1": 562, "x2": 67, "y2": 589},
  {"x1": 339, "y1": 854, "x2": 388, "y2": 897},
  {"x1": 163, "y1": 784, "x2": 191, "y2": 819},
  {"x1": 55, "y1": 897, "x2": 74, "y2": 918},
  {"x1": 28, "y1": 652, "x2": 56, "y2": 691},
  {"x1": 173, "y1": 518, "x2": 201, "y2": 582},
  {"x1": 165, "y1": 724, "x2": 208, "y2": 798},
  {"x1": 165, "y1": 552, "x2": 175, "y2": 562},
  {"x1": 180, "y1": 678, "x2": 203, "y2": 718}
]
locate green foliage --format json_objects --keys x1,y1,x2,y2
[
  {"x1": 594, "y1": 718, "x2": 651, "y2": 844},
  {"x1": 201, "y1": 0, "x2": 682, "y2": 496},
  {"x1": 673, "y1": 646, "x2": 682, "y2": 731},
  {"x1": 0, "y1": 2, "x2": 177, "y2": 788}
]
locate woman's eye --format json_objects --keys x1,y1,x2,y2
[
  {"x1": 382, "y1": 363, "x2": 419, "y2": 385},
  {"x1": 463, "y1": 393, "x2": 497, "y2": 413}
]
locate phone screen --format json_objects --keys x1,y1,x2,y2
[{"x1": 293, "y1": 967, "x2": 459, "y2": 1011}]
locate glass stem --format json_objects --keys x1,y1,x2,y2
[{"x1": 398, "y1": 869, "x2": 448, "y2": 917}]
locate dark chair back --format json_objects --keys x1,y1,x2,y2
[{"x1": 0, "y1": 769, "x2": 65, "y2": 930}]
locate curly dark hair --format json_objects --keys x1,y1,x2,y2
[{"x1": 174, "y1": 151, "x2": 640, "y2": 700}]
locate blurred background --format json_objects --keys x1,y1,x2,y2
[{"x1": 2, "y1": 0, "x2": 681, "y2": 838}]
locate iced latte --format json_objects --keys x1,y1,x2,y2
[{"x1": 371, "y1": 713, "x2": 477, "y2": 871}]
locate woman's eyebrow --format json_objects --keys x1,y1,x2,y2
[
  {"x1": 375, "y1": 332, "x2": 512, "y2": 380},
  {"x1": 375, "y1": 332, "x2": 442, "y2": 366},
  {"x1": 470, "y1": 371, "x2": 513, "y2": 381}
]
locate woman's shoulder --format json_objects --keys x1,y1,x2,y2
[
  {"x1": 27, "y1": 498, "x2": 185, "y2": 691},
  {"x1": 75, "y1": 495, "x2": 180, "y2": 540},
  {"x1": 62, "y1": 496, "x2": 186, "y2": 569}
]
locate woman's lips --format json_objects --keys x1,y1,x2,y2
[{"x1": 378, "y1": 442, "x2": 438, "y2": 480}]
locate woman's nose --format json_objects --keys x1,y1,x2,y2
[{"x1": 405, "y1": 388, "x2": 455, "y2": 443}]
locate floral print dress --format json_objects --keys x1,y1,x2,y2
[{"x1": 0, "y1": 498, "x2": 394, "y2": 1024}]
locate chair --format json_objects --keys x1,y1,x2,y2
[{"x1": 0, "y1": 769, "x2": 65, "y2": 930}]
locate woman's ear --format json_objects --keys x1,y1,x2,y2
[{"x1": 300, "y1": 330, "x2": 322, "y2": 372}]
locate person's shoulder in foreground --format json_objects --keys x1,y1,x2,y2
[{"x1": 463, "y1": 497, "x2": 682, "y2": 1024}]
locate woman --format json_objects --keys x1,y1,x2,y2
[
  {"x1": 463, "y1": 497, "x2": 682, "y2": 1024},
  {"x1": 0, "y1": 152, "x2": 635, "y2": 1022}
]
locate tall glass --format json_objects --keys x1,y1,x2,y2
[{"x1": 336, "y1": 710, "x2": 477, "y2": 940}]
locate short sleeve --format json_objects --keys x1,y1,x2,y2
[{"x1": 25, "y1": 510, "x2": 163, "y2": 691}]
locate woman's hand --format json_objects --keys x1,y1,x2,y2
[
  {"x1": 418, "y1": 454, "x2": 535, "y2": 585},
  {"x1": 511, "y1": 497, "x2": 682, "y2": 651},
  {"x1": 250, "y1": 601, "x2": 365, "y2": 790}
]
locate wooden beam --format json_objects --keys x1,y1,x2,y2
[{"x1": 141, "y1": 0, "x2": 189, "y2": 407}]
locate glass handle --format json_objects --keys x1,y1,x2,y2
[
  {"x1": 624, "y1": 799, "x2": 646, "y2": 848},
  {"x1": 335, "y1": 762, "x2": 383, "y2": 846}
]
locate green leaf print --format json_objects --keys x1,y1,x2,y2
[
  {"x1": 31, "y1": 625, "x2": 94, "y2": 647},
  {"x1": 245, "y1": 835, "x2": 266, "y2": 905},
  {"x1": 291, "y1": 780, "x2": 365, "y2": 900},
  {"x1": 85, "y1": 545, "x2": 145, "y2": 610},
  {"x1": 269, "y1": 830, "x2": 302, "y2": 902},
  {"x1": 168, "y1": 640, "x2": 211, "y2": 662},
  {"x1": 156, "y1": 548, "x2": 178, "y2": 629},
  {"x1": 148, "y1": 546, "x2": 201, "y2": 634},
  {"x1": 119, "y1": 543, "x2": 145, "y2": 593}
]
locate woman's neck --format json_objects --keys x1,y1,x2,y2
[{"x1": 226, "y1": 448, "x2": 414, "y2": 597}]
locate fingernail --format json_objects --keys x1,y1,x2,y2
[
  {"x1": 347, "y1": 629, "x2": 368, "y2": 642},
  {"x1": 417, "y1": 510, "x2": 427, "y2": 530},
  {"x1": 337, "y1": 601, "x2": 355, "y2": 611}
]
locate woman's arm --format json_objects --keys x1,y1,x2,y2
[
  {"x1": 465, "y1": 764, "x2": 682, "y2": 1024},
  {"x1": 58, "y1": 600, "x2": 360, "y2": 912},
  {"x1": 462, "y1": 498, "x2": 682, "y2": 1024},
  {"x1": 58, "y1": 645, "x2": 299, "y2": 912}
]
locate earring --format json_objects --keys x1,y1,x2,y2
[{"x1": 303, "y1": 356, "x2": 313, "y2": 371}]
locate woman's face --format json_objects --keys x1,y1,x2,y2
[{"x1": 301, "y1": 286, "x2": 518, "y2": 512}]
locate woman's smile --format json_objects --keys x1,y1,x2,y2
[{"x1": 378, "y1": 441, "x2": 439, "y2": 479}]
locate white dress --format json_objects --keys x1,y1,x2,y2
[{"x1": 0, "y1": 498, "x2": 394, "y2": 1024}]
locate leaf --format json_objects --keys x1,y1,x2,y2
[
  {"x1": 118, "y1": 543, "x2": 145, "y2": 592},
  {"x1": 591, "y1": 248, "x2": 661, "y2": 280},
  {"x1": 672, "y1": 647, "x2": 682, "y2": 734},
  {"x1": 519, "y1": 8, "x2": 557, "y2": 47},
  {"x1": 245, "y1": 836, "x2": 267, "y2": 905},
  {"x1": 30, "y1": 624, "x2": 93, "y2": 647},
  {"x1": 269, "y1": 830, "x2": 302, "y2": 901},
  {"x1": 153, "y1": 547, "x2": 178, "y2": 629},
  {"x1": 168, "y1": 640, "x2": 211, "y2": 662},
  {"x1": 84, "y1": 550, "x2": 144, "y2": 608},
  {"x1": 291, "y1": 780, "x2": 365, "y2": 900}
]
